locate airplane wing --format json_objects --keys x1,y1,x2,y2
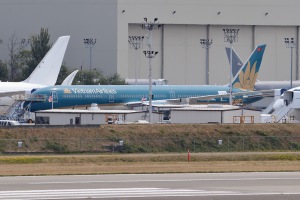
[
  {"x1": 0, "y1": 90, "x2": 31, "y2": 106},
  {"x1": 61, "y1": 70, "x2": 79, "y2": 85},
  {"x1": 0, "y1": 91, "x2": 26, "y2": 98},
  {"x1": 125, "y1": 101, "x2": 146, "y2": 107},
  {"x1": 125, "y1": 90, "x2": 274, "y2": 107},
  {"x1": 188, "y1": 90, "x2": 274, "y2": 101},
  {"x1": 125, "y1": 99, "x2": 191, "y2": 107}
]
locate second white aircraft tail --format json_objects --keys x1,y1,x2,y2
[
  {"x1": 61, "y1": 70, "x2": 79, "y2": 86},
  {"x1": 22, "y1": 35, "x2": 70, "y2": 86}
]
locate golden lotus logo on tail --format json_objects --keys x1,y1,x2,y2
[{"x1": 233, "y1": 61, "x2": 258, "y2": 91}]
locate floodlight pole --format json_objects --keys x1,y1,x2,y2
[
  {"x1": 128, "y1": 36, "x2": 144, "y2": 85},
  {"x1": 83, "y1": 38, "x2": 97, "y2": 71},
  {"x1": 200, "y1": 39, "x2": 213, "y2": 84},
  {"x1": 223, "y1": 28, "x2": 239, "y2": 105},
  {"x1": 284, "y1": 38, "x2": 296, "y2": 89},
  {"x1": 141, "y1": 17, "x2": 160, "y2": 124}
]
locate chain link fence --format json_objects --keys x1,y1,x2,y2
[{"x1": 1, "y1": 136, "x2": 300, "y2": 154}]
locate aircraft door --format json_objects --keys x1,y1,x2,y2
[
  {"x1": 109, "y1": 94, "x2": 114, "y2": 102},
  {"x1": 49, "y1": 91, "x2": 58, "y2": 102},
  {"x1": 169, "y1": 91, "x2": 176, "y2": 99}
]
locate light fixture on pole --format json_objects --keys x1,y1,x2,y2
[
  {"x1": 143, "y1": 51, "x2": 158, "y2": 123},
  {"x1": 223, "y1": 28, "x2": 239, "y2": 105},
  {"x1": 141, "y1": 17, "x2": 160, "y2": 124},
  {"x1": 200, "y1": 39, "x2": 213, "y2": 85},
  {"x1": 128, "y1": 36, "x2": 144, "y2": 85},
  {"x1": 83, "y1": 38, "x2": 97, "y2": 71},
  {"x1": 284, "y1": 37, "x2": 296, "y2": 89}
]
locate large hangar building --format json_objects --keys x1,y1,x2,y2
[{"x1": 0, "y1": 0, "x2": 299, "y2": 85}]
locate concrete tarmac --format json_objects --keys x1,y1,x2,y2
[{"x1": 0, "y1": 172, "x2": 300, "y2": 199}]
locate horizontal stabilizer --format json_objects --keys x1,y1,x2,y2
[{"x1": 225, "y1": 47, "x2": 244, "y2": 77}]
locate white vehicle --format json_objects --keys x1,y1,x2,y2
[
  {"x1": 0, "y1": 120, "x2": 20, "y2": 126},
  {"x1": 134, "y1": 120, "x2": 150, "y2": 124},
  {"x1": 0, "y1": 36, "x2": 70, "y2": 105}
]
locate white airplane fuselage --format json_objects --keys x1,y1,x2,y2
[{"x1": 0, "y1": 82, "x2": 47, "y2": 94}]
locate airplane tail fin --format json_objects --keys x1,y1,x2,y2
[
  {"x1": 231, "y1": 44, "x2": 266, "y2": 91},
  {"x1": 225, "y1": 47, "x2": 244, "y2": 77},
  {"x1": 22, "y1": 35, "x2": 70, "y2": 86},
  {"x1": 61, "y1": 70, "x2": 79, "y2": 85}
]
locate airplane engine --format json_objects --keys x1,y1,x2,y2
[
  {"x1": 273, "y1": 99, "x2": 284, "y2": 110},
  {"x1": 0, "y1": 96, "x2": 15, "y2": 106}
]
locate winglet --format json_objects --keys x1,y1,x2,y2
[
  {"x1": 231, "y1": 44, "x2": 266, "y2": 91},
  {"x1": 61, "y1": 70, "x2": 79, "y2": 85},
  {"x1": 22, "y1": 35, "x2": 70, "y2": 86}
]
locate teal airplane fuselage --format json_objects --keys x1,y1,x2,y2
[
  {"x1": 26, "y1": 44, "x2": 266, "y2": 112},
  {"x1": 27, "y1": 85, "x2": 262, "y2": 112}
]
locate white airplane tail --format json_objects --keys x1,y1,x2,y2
[
  {"x1": 61, "y1": 70, "x2": 79, "y2": 85},
  {"x1": 22, "y1": 35, "x2": 70, "y2": 86}
]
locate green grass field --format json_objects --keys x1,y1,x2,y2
[
  {"x1": 0, "y1": 124, "x2": 300, "y2": 176},
  {"x1": 0, "y1": 152, "x2": 300, "y2": 176}
]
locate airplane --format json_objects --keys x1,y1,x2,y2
[
  {"x1": 0, "y1": 35, "x2": 70, "y2": 106},
  {"x1": 226, "y1": 47, "x2": 300, "y2": 90},
  {"x1": 25, "y1": 44, "x2": 266, "y2": 112}
]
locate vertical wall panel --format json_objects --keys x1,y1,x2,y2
[{"x1": 255, "y1": 26, "x2": 297, "y2": 81}]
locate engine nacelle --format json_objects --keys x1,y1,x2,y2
[{"x1": 273, "y1": 99, "x2": 284, "y2": 110}]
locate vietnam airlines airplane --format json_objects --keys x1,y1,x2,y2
[
  {"x1": 26, "y1": 44, "x2": 266, "y2": 112},
  {"x1": 0, "y1": 35, "x2": 70, "y2": 106},
  {"x1": 226, "y1": 46, "x2": 300, "y2": 91}
]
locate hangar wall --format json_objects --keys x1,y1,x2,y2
[
  {"x1": 0, "y1": 0, "x2": 299, "y2": 85},
  {"x1": 127, "y1": 23, "x2": 299, "y2": 85},
  {"x1": 120, "y1": 0, "x2": 300, "y2": 85}
]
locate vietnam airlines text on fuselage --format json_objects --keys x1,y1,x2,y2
[
  {"x1": 27, "y1": 85, "x2": 263, "y2": 111},
  {"x1": 68, "y1": 88, "x2": 117, "y2": 95}
]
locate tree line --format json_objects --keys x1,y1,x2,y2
[{"x1": 0, "y1": 28, "x2": 126, "y2": 85}]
